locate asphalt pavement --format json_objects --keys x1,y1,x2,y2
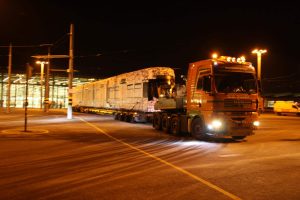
[{"x1": 0, "y1": 108, "x2": 299, "y2": 200}]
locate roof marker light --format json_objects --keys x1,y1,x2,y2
[{"x1": 240, "y1": 56, "x2": 246, "y2": 62}]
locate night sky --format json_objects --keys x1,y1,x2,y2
[{"x1": 0, "y1": 1, "x2": 299, "y2": 93}]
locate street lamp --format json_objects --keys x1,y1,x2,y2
[
  {"x1": 32, "y1": 53, "x2": 69, "y2": 111},
  {"x1": 252, "y1": 49, "x2": 267, "y2": 81},
  {"x1": 36, "y1": 61, "x2": 48, "y2": 109},
  {"x1": 252, "y1": 49, "x2": 267, "y2": 114}
]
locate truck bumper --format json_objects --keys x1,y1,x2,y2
[{"x1": 206, "y1": 112, "x2": 258, "y2": 138}]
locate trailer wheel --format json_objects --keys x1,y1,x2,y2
[
  {"x1": 191, "y1": 118, "x2": 206, "y2": 140},
  {"x1": 130, "y1": 115, "x2": 136, "y2": 123},
  {"x1": 170, "y1": 116, "x2": 181, "y2": 136},
  {"x1": 115, "y1": 113, "x2": 122, "y2": 120},
  {"x1": 125, "y1": 114, "x2": 130, "y2": 122},
  {"x1": 161, "y1": 114, "x2": 170, "y2": 133},
  {"x1": 153, "y1": 113, "x2": 162, "y2": 130},
  {"x1": 126, "y1": 114, "x2": 135, "y2": 123},
  {"x1": 127, "y1": 114, "x2": 132, "y2": 122},
  {"x1": 120, "y1": 113, "x2": 126, "y2": 121}
]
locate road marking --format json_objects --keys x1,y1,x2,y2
[{"x1": 79, "y1": 117, "x2": 241, "y2": 200}]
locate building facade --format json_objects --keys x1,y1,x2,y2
[{"x1": 0, "y1": 72, "x2": 95, "y2": 109}]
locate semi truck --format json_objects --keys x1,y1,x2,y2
[
  {"x1": 152, "y1": 55, "x2": 260, "y2": 140},
  {"x1": 73, "y1": 55, "x2": 260, "y2": 140}
]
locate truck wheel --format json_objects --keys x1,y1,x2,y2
[
  {"x1": 191, "y1": 118, "x2": 206, "y2": 140},
  {"x1": 161, "y1": 114, "x2": 170, "y2": 133},
  {"x1": 170, "y1": 116, "x2": 181, "y2": 136},
  {"x1": 232, "y1": 136, "x2": 246, "y2": 140},
  {"x1": 153, "y1": 113, "x2": 162, "y2": 130}
]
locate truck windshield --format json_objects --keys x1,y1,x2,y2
[{"x1": 215, "y1": 72, "x2": 257, "y2": 94}]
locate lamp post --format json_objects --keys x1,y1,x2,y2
[
  {"x1": 36, "y1": 61, "x2": 48, "y2": 109},
  {"x1": 252, "y1": 49, "x2": 267, "y2": 81},
  {"x1": 252, "y1": 49, "x2": 267, "y2": 113}
]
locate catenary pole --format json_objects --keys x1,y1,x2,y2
[
  {"x1": 24, "y1": 63, "x2": 31, "y2": 132},
  {"x1": 67, "y1": 23, "x2": 74, "y2": 119},
  {"x1": 6, "y1": 43, "x2": 12, "y2": 113},
  {"x1": 44, "y1": 45, "x2": 51, "y2": 112}
]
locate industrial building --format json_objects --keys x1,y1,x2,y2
[{"x1": 0, "y1": 72, "x2": 95, "y2": 109}]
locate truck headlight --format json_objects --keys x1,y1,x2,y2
[
  {"x1": 253, "y1": 121, "x2": 260, "y2": 126},
  {"x1": 207, "y1": 120, "x2": 223, "y2": 131}
]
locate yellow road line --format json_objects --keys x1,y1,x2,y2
[{"x1": 79, "y1": 117, "x2": 241, "y2": 200}]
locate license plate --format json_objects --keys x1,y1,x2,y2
[{"x1": 233, "y1": 121, "x2": 251, "y2": 128}]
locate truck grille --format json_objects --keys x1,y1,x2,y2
[{"x1": 224, "y1": 99, "x2": 252, "y2": 108}]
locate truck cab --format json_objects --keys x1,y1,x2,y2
[{"x1": 186, "y1": 56, "x2": 260, "y2": 139}]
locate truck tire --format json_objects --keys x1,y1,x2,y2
[
  {"x1": 161, "y1": 114, "x2": 170, "y2": 133},
  {"x1": 191, "y1": 118, "x2": 206, "y2": 140},
  {"x1": 153, "y1": 113, "x2": 162, "y2": 130},
  {"x1": 232, "y1": 136, "x2": 246, "y2": 140},
  {"x1": 170, "y1": 116, "x2": 181, "y2": 136}
]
